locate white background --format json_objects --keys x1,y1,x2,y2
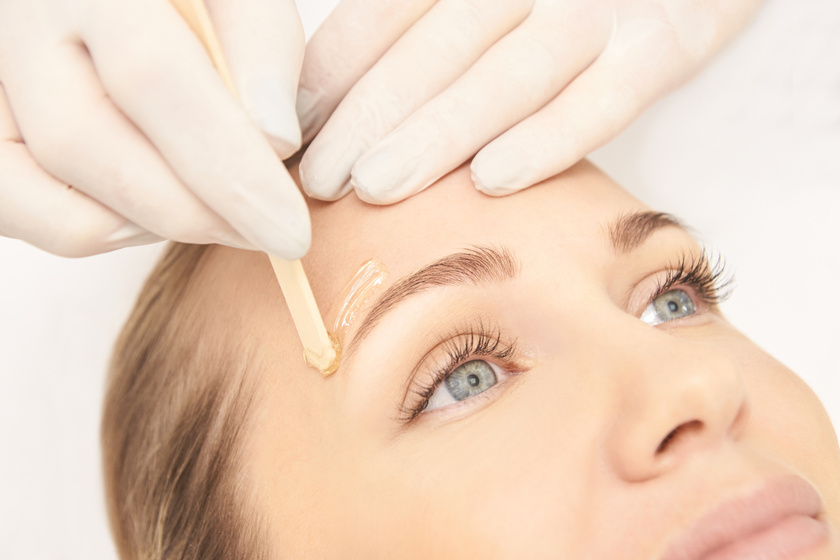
[{"x1": 1, "y1": 1, "x2": 837, "y2": 558}]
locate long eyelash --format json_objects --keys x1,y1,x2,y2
[
  {"x1": 654, "y1": 250, "x2": 734, "y2": 305},
  {"x1": 399, "y1": 253, "x2": 731, "y2": 424},
  {"x1": 399, "y1": 325, "x2": 516, "y2": 423}
]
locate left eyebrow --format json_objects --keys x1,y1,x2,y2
[
  {"x1": 346, "y1": 246, "x2": 519, "y2": 352},
  {"x1": 608, "y1": 211, "x2": 685, "y2": 254}
]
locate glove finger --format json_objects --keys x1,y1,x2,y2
[
  {"x1": 206, "y1": 0, "x2": 305, "y2": 157},
  {"x1": 297, "y1": 0, "x2": 438, "y2": 143},
  {"x1": 78, "y1": 0, "x2": 310, "y2": 258},
  {"x1": 0, "y1": 79, "x2": 21, "y2": 143},
  {"x1": 350, "y1": 2, "x2": 612, "y2": 204},
  {"x1": 471, "y1": 19, "x2": 696, "y2": 195},
  {"x1": 0, "y1": 144, "x2": 162, "y2": 257},
  {"x1": 300, "y1": 0, "x2": 533, "y2": 200},
  {"x1": 0, "y1": 84, "x2": 159, "y2": 257},
  {"x1": 1, "y1": 40, "x2": 252, "y2": 248}
]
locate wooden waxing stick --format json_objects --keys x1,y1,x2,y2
[{"x1": 169, "y1": 0, "x2": 339, "y2": 374}]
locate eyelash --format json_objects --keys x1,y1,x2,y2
[
  {"x1": 398, "y1": 326, "x2": 518, "y2": 423},
  {"x1": 652, "y1": 251, "x2": 734, "y2": 307},
  {"x1": 400, "y1": 251, "x2": 734, "y2": 423}
]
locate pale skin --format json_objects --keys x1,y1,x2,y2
[{"x1": 192, "y1": 161, "x2": 840, "y2": 558}]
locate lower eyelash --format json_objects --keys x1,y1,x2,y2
[
  {"x1": 399, "y1": 325, "x2": 517, "y2": 423},
  {"x1": 399, "y1": 252, "x2": 731, "y2": 423},
  {"x1": 654, "y1": 249, "x2": 734, "y2": 305}
]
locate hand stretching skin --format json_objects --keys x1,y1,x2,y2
[
  {"x1": 0, "y1": 0, "x2": 310, "y2": 258},
  {"x1": 298, "y1": 0, "x2": 764, "y2": 204}
]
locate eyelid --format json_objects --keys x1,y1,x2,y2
[
  {"x1": 398, "y1": 327, "x2": 523, "y2": 423},
  {"x1": 625, "y1": 250, "x2": 733, "y2": 319},
  {"x1": 657, "y1": 251, "x2": 732, "y2": 305}
]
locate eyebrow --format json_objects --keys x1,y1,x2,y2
[
  {"x1": 608, "y1": 211, "x2": 685, "y2": 253},
  {"x1": 346, "y1": 211, "x2": 684, "y2": 353},
  {"x1": 347, "y1": 246, "x2": 519, "y2": 352}
]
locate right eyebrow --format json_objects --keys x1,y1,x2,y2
[
  {"x1": 608, "y1": 211, "x2": 685, "y2": 254},
  {"x1": 346, "y1": 246, "x2": 519, "y2": 353}
]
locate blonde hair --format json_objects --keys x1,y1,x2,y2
[{"x1": 102, "y1": 243, "x2": 268, "y2": 560}]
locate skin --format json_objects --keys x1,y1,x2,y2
[{"x1": 195, "y1": 161, "x2": 840, "y2": 559}]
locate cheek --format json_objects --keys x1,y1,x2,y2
[
  {"x1": 724, "y1": 335, "x2": 840, "y2": 525},
  {"x1": 330, "y1": 361, "x2": 611, "y2": 559}
]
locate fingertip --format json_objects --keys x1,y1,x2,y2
[
  {"x1": 104, "y1": 223, "x2": 165, "y2": 252},
  {"x1": 471, "y1": 139, "x2": 574, "y2": 197},
  {"x1": 242, "y1": 79, "x2": 303, "y2": 158},
  {"x1": 349, "y1": 148, "x2": 418, "y2": 205},
  {"x1": 470, "y1": 166, "x2": 501, "y2": 197},
  {"x1": 104, "y1": 222, "x2": 150, "y2": 244},
  {"x1": 51, "y1": 222, "x2": 162, "y2": 258},
  {"x1": 224, "y1": 184, "x2": 311, "y2": 259},
  {"x1": 329, "y1": 179, "x2": 355, "y2": 202},
  {"x1": 349, "y1": 175, "x2": 383, "y2": 205},
  {"x1": 297, "y1": 144, "x2": 350, "y2": 201},
  {"x1": 349, "y1": 166, "x2": 391, "y2": 205},
  {"x1": 470, "y1": 149, "x2": 524, "y2": 196},
  {"x1": 269, "y1": 238, "x2": 310, "y2": 260},
  {"x1": 251, "y1": 210, "x2": 312, "y2": 259},
  {"x1": 279, "y1": 222, "x2": 312, "y2": 260},
  {"x1": 213, "y1": 231, "x2": 259, "y2": 252},
  {"x1": 350, "y1": 172, "x2": 416, "y2": 206},
  {"x1": 266, "y1": 129, "x2": 302, "y2": 160},
  {"x1": 296, "y1": 150, "x2": 319, "y2": 198},
  {"x1": 228, "y1": 170, "x2": 313, "y2": 258},
  {"x1": 297, "y1": 152, "x2": 328, "y2": 200}
]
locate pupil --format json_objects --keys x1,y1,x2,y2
[
  {"x1": 467, "y1": 374, "x2": 480, "y2": 387},
  {"x1": 667, "y1": 300, "x2": 679, "y2": 312}
]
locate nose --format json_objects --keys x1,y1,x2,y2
[{"x1": 606, "y1": 325, "x2": 748, "y2": 482}]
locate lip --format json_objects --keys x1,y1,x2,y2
[{"x1": 660, "y1": 475, "x2": 829, "y2": 560}]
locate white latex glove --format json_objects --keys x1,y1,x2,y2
[
  {"x1": 298, "y1": 0, "x2": 763, "y2": 203},
  {"x1": 0, "y1": 0, "x2": 310, "y2": 258}
]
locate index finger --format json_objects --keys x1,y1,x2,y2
[
  {"x1": 297, "y1": 0, "x2": 438, "y2": 143},
  {"x1": 80, "y1": 0, "x2": 310, "y2": 258}
]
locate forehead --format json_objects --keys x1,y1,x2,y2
[{"x1": 302, "y1": 161, "x2": 647, "y2": 305}]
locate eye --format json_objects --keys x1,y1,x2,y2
[
  {"x1": 425, "y1": 360, "x2": 500, "y2": 412},
  {"x1": 640, "y1": 289, "x2": 696, "y2": 326}
]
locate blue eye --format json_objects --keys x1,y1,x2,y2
[
  {"x1": 641, "y1": 289, "x2": 696, "y2": 326},
  {"x1": 425, "y1": 360, "x2": 499, "y2": 412}
]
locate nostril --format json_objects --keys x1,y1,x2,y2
[
  {"x1": 656, "y1": 420, "x2": 704, "y2": 454},
  {"x1": 657, "y1": 428, "x2": 678, "y2": 454}
]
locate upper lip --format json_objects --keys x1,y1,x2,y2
[{"x1": 660, "y1": 474, "x2": 824, "y2": 560}]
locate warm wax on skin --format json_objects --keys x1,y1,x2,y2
[{"x1": 327, "y1": 259, "x2": 390, "y2": 352}]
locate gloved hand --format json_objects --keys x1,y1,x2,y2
[
  {"x1": 297, "y1": 0, "x2": 763, "y2": 203},
  {"x1": 0, "y1": 0, "x2": 309, "y2": 259}
]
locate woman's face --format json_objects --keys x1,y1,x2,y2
[{"x1": 206, "y1": 162, "x2": 840, "y2": 559}]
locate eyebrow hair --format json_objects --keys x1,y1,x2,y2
[
  {"x1": 345, "y1": 213, "x2": 684, "y2": 354},
  {"x1": 347, "y1": 246, "x2": 519, "y2": 351},
  {"x1": 609, "y1": 211, "x2": 685, "y2": 253}
]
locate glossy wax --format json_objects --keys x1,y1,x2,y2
[
  {"x1": 328, "y1": 259, "x2": 390, "y2": 352},
  {"x1": 304, "y1": 333, "x2": 341, "y2": 376}
]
